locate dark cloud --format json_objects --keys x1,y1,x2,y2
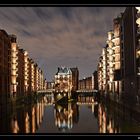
[
  {"x1": 18, "y1": 29, "x2": 32, "y2": 37},
  {"x1": 59, "y1": 7, "x2": 73, "y2": 20},
  {"x1": 0, "y1": 7, "x2": 125, "y2": 81}
]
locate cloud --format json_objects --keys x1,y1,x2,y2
[{"x1": 0, "y1": 7, "x2": 125, "y2": 81}]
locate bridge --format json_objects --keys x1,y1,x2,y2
[
  {"x1": 37, "y1": 89, "x2": 98, "y2": 94},
  {"x1": 37, "y1": 89, "x2": 98, "y2": 103},
  {"x1": 76, "y1": 89, "x2": 98, "y2": 93},
  {"x1": 37, "y1": 89, "x2": 55, "y2": 94},
  {"x1": 36, "y1": 89, "x2": 70, "y2": 103}
]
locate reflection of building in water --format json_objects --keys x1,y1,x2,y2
[
  {"x1": 31, "y1": 107, "x2": 35, "y2": 133},
  {"x1": 98, "y1": 104, "x2": 110, "y2": 133},
  {"x1": 77, "y1": 95, "x2": 94, "y2": 105},
  {"x1": 25, "y1": 112, "x2": 30, "y2": 133},
  {"x1": 8, "y1": 98, "x2": 45, "y2": 133},
  {"x1": 44, "y1": 94, "x2": 54, "y2": 105},
  {"x1": 11, "y1": 115, "x2": 19, "y2": 133},
  {"x1": 54, "y1": 102, "x2": 79, "y2": 131},
  {"x1": 35, "y1": 99, "x2": 45, "y2": 130},
  {"x1": 77, "y1": 95, "x2": 98, "y2": 115},
  {"x1": 98, "y1": 103, "x2": 120, "y2": 133},
  {"x1": 24, "y1": 98, "x2": 45, "y2": 133}
]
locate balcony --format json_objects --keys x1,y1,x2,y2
[
  {"x1": 25, "y1": 77, "x2": 28, "y2": 80},
  {"x1": 137, "y1": 48, "x2": 140, "y2": 58},
  {"x1": 136, "y1": 7, "x2": 140, "y2": 11},
  {"x1": 11, "y1": 73, "x2": 18, "y2": 76},
  {"x1": 11, "y1": 56, "x2": 18, "y2": 60},
  {"x1": 136, "y1": 13, "x2": 140, "y2": 25},
  {"x1": 11, "y1": 59, "x2": 17, "y2": 64},
  {"x1": 114, "y1": 41, "x2": 120, "y2": 47},
  {"x1": 112, "y1": 36, "x2": 119, "y2": 42},
  {"x1": 107, "y1": 49, "x2": 113, "y2": 55},
  {"x1": 114, "y1": 47, "x2": 120, "y2": 54},
  {"x1": 11, "y1": 49, "x2": 18, "y2": 53},
  {"x1": 137, "y1": 67, "x2": 140, "y2": 76},
  {"x1": 107, "y1": 40, "x2": 113, "y2": 46},
  {"x1": 24, "y1": 58, "x2": 28, "y2": 63},
  {"x1": 115, "y1": 62, "x2": 120, "y2": 70},
  {"x1": 11, "y1": 67, "x2": 18, "y2": 70},
  {"x1": 137, "y1": 27, "x2": 140, "y2": 39},
  {"x1": 137, "y1": 12, "x2": 140, "y2": 18},
  {"x1": 112, "y1": 45, "x2": 120, "y2": 50}
]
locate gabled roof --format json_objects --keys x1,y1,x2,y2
[{"x1": 56, "y1": 67, "x2": 72, "y2": 75}]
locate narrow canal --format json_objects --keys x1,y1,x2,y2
[{"x1": 0, "y1": 93, "x2": 140, "y2": 133}]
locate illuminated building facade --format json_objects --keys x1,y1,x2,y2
[
  {"x1": 10, "y1": 35, "x2": 18, "y2": 98},
  {"x1": 98, "y1": 7, "x2": 140, "y2": 105},
  {"x1": 102, "y1": 47, "x2": 108, "y2": 93},
  {"x1": 55, "y1": 67, "x2": 72, "y2": 93},
  {"x1": 24, "y1": 51, "x2": 29, "y2": 94},
  {"x1": 97, "y1": 47, "x2": 108, "y2": 94},
  {"x1": 38, "y1": 68, "x2": 41, "y2": 91},
  {"x1": 98, "y1": 56, "x2": 103, "y2": 92},
  {"x1": 55, "y1": 67, "x2": 79, "y2": 93},
  {"x1": 28, "y1": 59, "x2": 33, "y2": 93},
  {"x1": 31, "y1": 60, "x2": 35, "y2": 92},
  {"x1": 0, "y1": 29, "x2": 46, "y2": 107},
  {"x1": 106, "y1": 31, "x2": 114, "y2": 93},
  {"x1": 28, "y1": 60, "x2": 45, "y2": 93},
  {"x1": 106, "y1": 24, "x2": 122, "y2": 100},
  {"x1": 112, "y1": 16, "x2": 122, "y2": 98},
  {"x1": 78, "y1": 76, "x2": 92, "y2": 90},
  {"x1": 92, "y1": 71, "x2": 98, "y2": 90},
  {"x1": 78, "y1": 79, "x2": 85, "y2": 90}
]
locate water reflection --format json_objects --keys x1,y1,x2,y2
[
  {"x1": 11, "y1": 115, "x2": 19, "y2": 133},
  {"x1": 0, "y1": 97, "x2": 46, "y2": 133},
  {"x1": 0, "y1": 93, "x2": 140, "y2": 133},
  {"x1": 54, "y1": 101, "x2": 79, "y2": 132},
  {"x1": 25, "y1": 112, "x2": 30, "y2": 133},
  {"x1": 98, "y1": 103, "x2": 118, "y2": 133}
]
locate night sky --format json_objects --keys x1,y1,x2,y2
[{"x1": 0, "y1": 7, "x2": 125, "y2": 81}]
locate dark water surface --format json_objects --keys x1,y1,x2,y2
[{"x1": 0, "y1": 93, "x2": 140, "y2": 134}]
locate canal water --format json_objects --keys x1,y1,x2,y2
[{"x1": 0, "y1": 93, "x2": 140, "y2": 133}]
